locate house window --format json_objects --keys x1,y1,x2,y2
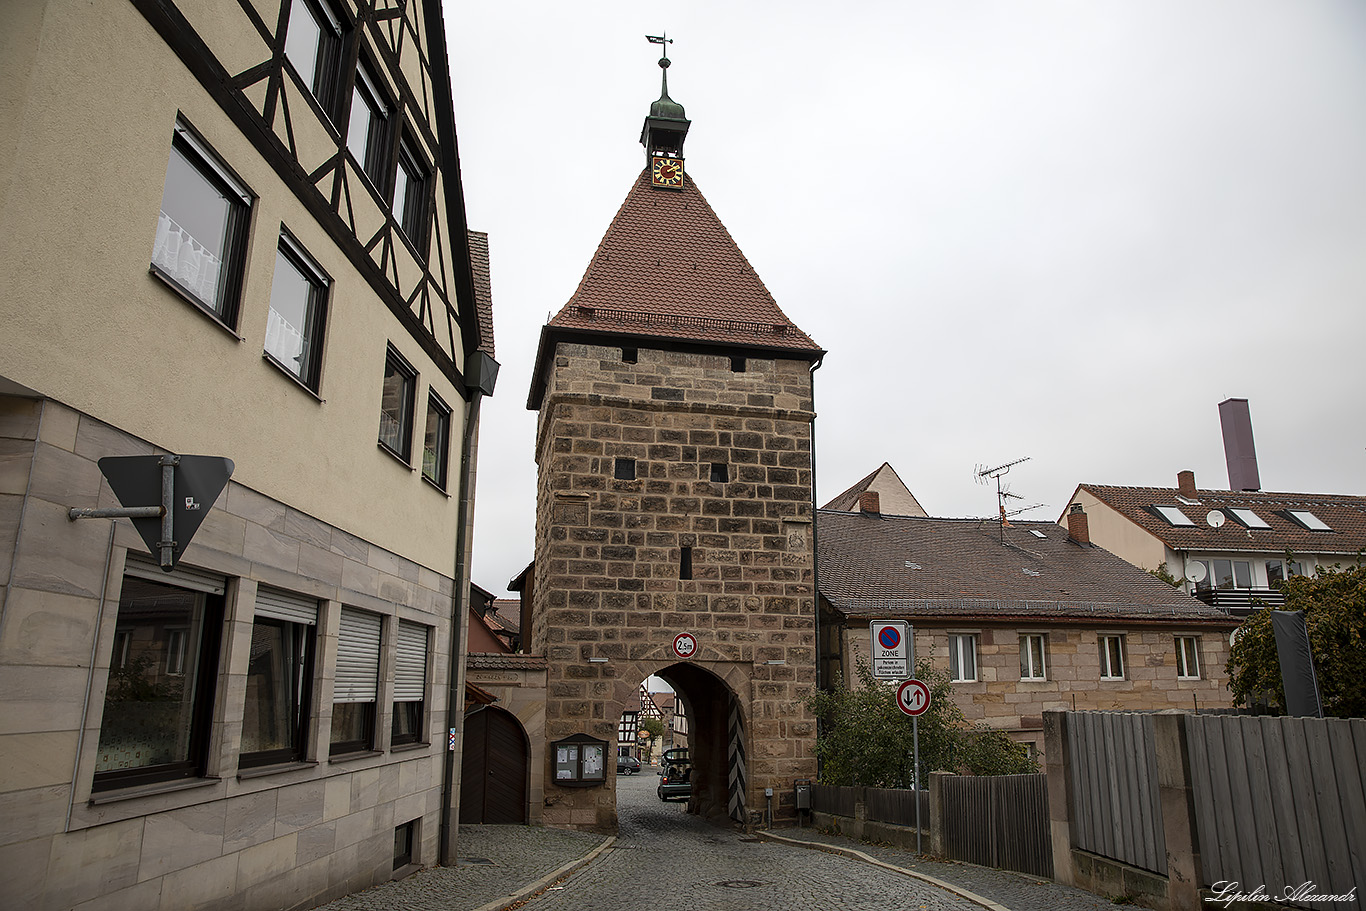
[
  {"x1": 94, "y1": 570, "x2": 224, "y2": 790},
  {"x1": 331, "y1": 608, "x2": 381, "y2": 755},
  {"x1": 614, "y1": 458, "x2": 636, "y2": 481},
  {"x1": 1175, "y1": 636, "x2": 1201, "y2": 680},
  {"x1": 1099, "y1": 634, "x2": 1125, "y2": 680},
  {"x1": 379, "y1": 346, "x2": 416, "y2": 461},
  {"x1": 1285, "y1": 510, "x2": 1331, "y2": 531},
  {"x1": 283, "y1": 0, "x2": 345, "y2": 120},
  {"x1": 264, "y1": 235, "x2": 329, "y2": 390},
  {"x1": 949, "y1": 634, "x2": 977, "y2": 682},
  {"x1": 421, "y1": 392, "x2": 450, "y2": 489},
  {"x1": 393, "y1": 819, "x2": 417, "y2": 869},
  {"x1": 1213, "y1": 559, "x2": 1252, "y2": 590},
  {"x1": 1020, "y1": 634, "x2": 1046, "y2": 680},
  {"x1": 1266, "y1": 559, "x2": 1303, "y2": 588},
  {"x1": 393, "y1": 138, "x2": 429, "y2": 248},
  {"x1": 1227, "y1": 508, "x2": 1270, "y2": 529},
  {"x1": 241, "y1": 588, "x2": 317, "y2": 768},
  {"x1": 391, "y1": 621, "x2": 428, "y2": 745},
  {"x1": 151, "y1": 123, "x2": 251, "y2": 324},
  {"x1": 710, "y1": 462, "x2": 728, "y2": 483},
  {"x1": 348, "y1": 63, "x2": 390, "y2": 186},
  {"x1": 1152, "y1": 505, "x2": 1195, "y2": 527}
]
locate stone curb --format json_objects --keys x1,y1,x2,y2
[
  {"x1": 757, "y1": 830, "x2": 1011, "y2": 911},
  {"x1": 468, "y1": 834, "x2": 617, "y2": 911}
]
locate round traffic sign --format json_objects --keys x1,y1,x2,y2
[
  {"x1": 672, "y1": 632, "x2": 698, "y2": 660},
  {"x1": 877, "y1": 626, "x2": 902, "y2": 650},
  {"x1": 896, "y1": 678, "x2": 932, "y2": 717}
]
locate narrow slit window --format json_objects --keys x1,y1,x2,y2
[{"x1": 680, "y1": 546, "x2": 693, "y2": 580}]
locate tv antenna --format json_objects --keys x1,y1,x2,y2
[{"x1": 974, "y1": 457, "x2": 1044, "y2": 542}]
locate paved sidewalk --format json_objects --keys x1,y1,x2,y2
[
  {"x1": 313, "y1": 825, "x2": 611, "y2": 911},
  {"x1": 762, "y1": 825, "x2": 1134, "y2": 911}
]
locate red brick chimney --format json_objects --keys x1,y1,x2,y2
[
  {"x1": 858, "y1": 491, "x2": 880, "y2": 514},
  {"x1": 1177, "y1": 470, "x2": 1197, "y2": 498},
  {"x1": 1067, "y1": 504, "x2": 1090, "y2": 545}
]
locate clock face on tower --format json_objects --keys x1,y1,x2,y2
[{"x1": 651, "y1": 156, "x2": 684, "y2": 189}]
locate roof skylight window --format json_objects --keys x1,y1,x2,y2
[
  {"x1": 1153, "y1": 505, "x2": 1195, "y2": 526},
  {"x1": 904, "y1": 561, "x2": 922, "y2": 570},
  {"x1": 1023, "y1": 568, "x2": 1041, "y2": 576},
  {"x1": 1228, "y1": 508, "x2": 1270, "y2": 529},
  {"x1": 1286, "y1": 510, "x2": 1331, "y2": 531},
  {"x1": 1029, "y1": 529, "x2": 1047, "y2": 539}
]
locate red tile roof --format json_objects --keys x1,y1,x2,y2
[
  {"x1": 548, "y1": 170, "x2": 821, "y2": 353},
  {"x1": 1073, "y1": 484, "x2": 1366, "y2": 556},
  {"x1": 467, "y1": 230, "x2": 495, "y2": 358},
  {"x1": 818, "y1": 510, "x2": 1233, "y2": 625}
]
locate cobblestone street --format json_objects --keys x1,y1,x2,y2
[
  {"x1": 317, "y1": 769, "x2": 1135, "y2": 911},
  {"x1": 517, "y1": 772, "x2": 981, "y2": 911}
]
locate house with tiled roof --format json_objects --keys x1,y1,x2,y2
[
  {"x1": 818, "y1": 497, "x2": 1237, "y2": 758},
  {"x1": 824, "y1": 462, "x2": 928, "y2": 516},
  {"x1": 1062, "y1": 400, "x2": 1366, "y2": 613}
]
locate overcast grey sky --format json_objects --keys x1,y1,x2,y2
[{"x1": 447, "y1": 2, "x2": 1366, "y2": 597}]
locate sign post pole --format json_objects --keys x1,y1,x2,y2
[
  {"x1": 913, "y1": 715, "x2": 921, "y2": 855},
  {"x1": 895, "y1": 676, "x2": 932, "y2": 856}
]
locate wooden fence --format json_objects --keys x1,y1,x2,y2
[
  {"x1": 809, "y1": 777, "x2": 1051, "y2": 879},
  {"x1": 1065, "y1": 711, "x2": 1167, "y2": 875},
  {"x1": 941, "y1": 773, "x2": 1053, "y2": 878},
  {"x1": 1187, "y1": 714, "x2": 1366, "y2": 908},
  {"x1": 810, "y1": 783, "x2": 928, "y2": 828}
]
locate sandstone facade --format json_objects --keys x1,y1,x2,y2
[{"x1": 531, "y1": 342, "x2": 819, "y2": 829}]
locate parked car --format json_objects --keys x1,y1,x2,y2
[
  {"x1": 657, "y1": 762, "x2": 691, "y2": 801},
  {"x1": 617, "y1": 755, "x2": 641, "y2": 775}
]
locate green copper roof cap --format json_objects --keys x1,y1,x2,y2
[{"x1": 649, "y1": 56, "x2": 688, "y2": 122}]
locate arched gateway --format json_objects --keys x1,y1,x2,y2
[{"x1": 524, "y1": 47, "x2": 823, "y2": 831}]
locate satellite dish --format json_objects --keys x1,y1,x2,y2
[
  {"x1": 1206, "y1": 510, "x2": 1226, "y2": 529},
  {"x1": 1185, "y1": 562, "x2": 1208, "y2": 583}
]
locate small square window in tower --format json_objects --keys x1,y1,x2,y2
[
  {"x1": 614, "y1": 458, "x2": 636, "y2": 480},
  {"x1": 710, "y1": 462, "x2": 728, "y2": 483}
]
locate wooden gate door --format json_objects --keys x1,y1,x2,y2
[{"x1": 460, "y1": 708, "x2": 528, "y2": 824}]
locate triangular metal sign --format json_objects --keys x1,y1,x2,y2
[{"x1": 98, "y1": 455, "x2": 234, "y2": 569}]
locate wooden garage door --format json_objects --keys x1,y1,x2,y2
[{"x1": 460, "y1": 708, "x2": 528, "y2": 824}]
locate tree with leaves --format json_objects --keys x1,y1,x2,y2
[
  {"x1": 1227, "y1": 562, "x2": 1366, "y2": 718},
  {"x1": 641, "y1": 717, "x2": 665, "y2": 762},
  {"x1": 807, "y1": 659, "x2": 1036, "y2": 787}
]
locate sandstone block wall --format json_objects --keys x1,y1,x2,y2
[
  {"x1": 0, "y1": 398, "x2": 457, "y2": 911},
  {"x1": 531, "y1": 343, "x2": 819, "y2": 828},
  {"x1": 842, "y1": 623, "x2": 1234, "y2": 760}
]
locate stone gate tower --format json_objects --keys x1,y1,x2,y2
[{"x1": 526, "y1": 51, "x2": 824, "y2": 830}]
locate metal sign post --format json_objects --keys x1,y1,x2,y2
[{"x1": 896, "y1": 677, "x2": 932, "y2": 855}]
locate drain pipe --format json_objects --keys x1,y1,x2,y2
[
  {"x1": 808, "y1": 357, "x2": 824, "y2": 779},
  {"x1": 440, "y1": 352, "x2": 498, "y2": 866}
]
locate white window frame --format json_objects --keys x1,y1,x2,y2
[
  {"x1": 1020, "y1": 633, "x2": 1046, "y2": 680},
  {"x1": 1175, "y1": 636, "x2": 1201, "y2": 680},
  {"x1": 1099, "y1": 634, "x2": 1125, "y2": 680},
  {"x1": 949, "y1": 633, "x2": 978, "y2": 683}
]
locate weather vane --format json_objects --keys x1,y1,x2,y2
[{"x1": 646, "y1": 32, "x2": 673, "y2": 66}]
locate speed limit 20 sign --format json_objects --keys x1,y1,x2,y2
[{"x1": 896, "y1": 678, "x2": 932, "y2": 717}]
